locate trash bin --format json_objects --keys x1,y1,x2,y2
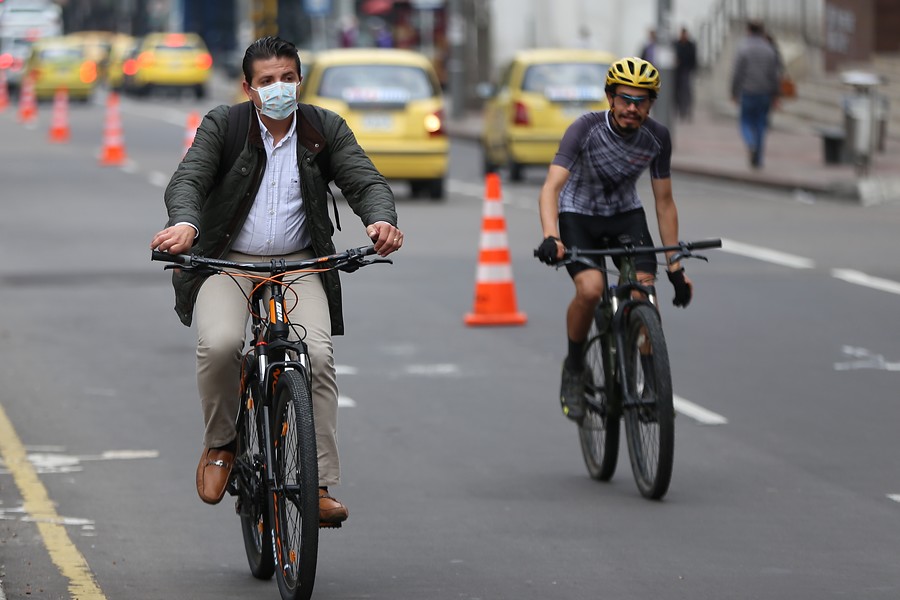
[{"x1": 820, "y1": 127, "x2": 846, "y2": 165}]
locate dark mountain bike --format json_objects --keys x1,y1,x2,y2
[
  {"x1": 152, "y1": 245, "x2": 390, "y2": 600},
  {"x1": 537, "y1": 238, "x2": 721, "y2": 500}
]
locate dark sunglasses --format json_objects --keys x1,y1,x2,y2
[{"x1": 613, "y1": 93, "x2": 651, "y2": 107}]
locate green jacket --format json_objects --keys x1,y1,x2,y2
[{"x1": 163, "y1": 102, "x2": 397, "y2": 335}]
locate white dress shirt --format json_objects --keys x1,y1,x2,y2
[{"x1": 231, "y1": 111, "x2": 312, "y2": 255}]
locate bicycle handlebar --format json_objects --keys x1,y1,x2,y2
[
  {"x1": 533, "y1": 239, "x2": 722, "y2": 268},
  {"x1": 151, "y1": 244, "x2": 386, "y2": 273}
]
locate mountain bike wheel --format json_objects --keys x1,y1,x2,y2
[
  {"x1": 235, "y1": 363, "x2": 275, "y2": 580},
  {"x1": 578, "y1": 316, "x2": 620, "y2": 481},
  {"x1": 622, "y1": 304, "x2": 674, "y2": 500},
  {"x1": 270, "y1": 369, "x2": 319, "y2": 600}
]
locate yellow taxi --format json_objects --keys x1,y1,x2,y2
[
  {"x1": 300, "y1": 48, "x2": 448, "y2": 200},
  {"x1": 481, "y1": 48, "x2": 616, "y2": 180},
  {"x1": 126, "y1": 32, "x2": 212, "y2": 98},
  {"x1": 24, "y1": 36, "x2": 99, "y2": 102},
  {"x1": 104, "y1": 33, "x2": 137, "y2": 91}
]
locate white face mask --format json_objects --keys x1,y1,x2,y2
[{"x1": 251, "y1": 81, "x2": 299, "y2": 120}]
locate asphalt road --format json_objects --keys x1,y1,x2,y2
[{"x1": 1, "y1": 86, "x2": 899, "y2": 600}]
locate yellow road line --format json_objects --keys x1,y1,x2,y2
[{"x1": 0, "y1": 403, "x2": 106, "y2": 600}]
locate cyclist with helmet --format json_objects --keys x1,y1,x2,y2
[{"x1": 536, "y1": 56, "x2": 693, "y2": 420}]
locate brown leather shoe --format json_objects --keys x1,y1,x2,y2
[
  {"x1": 196, "y1": 447, "x2": 234, "y2": 505},
  {"x1": 318, "y1": 488, "x2": 348, "y2": 525}
]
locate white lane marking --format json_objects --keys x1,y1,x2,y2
[
  {"x1": 335, "y1": 365, "x2": 358, "y2": 375},
  {"x1": 0, "y1": 449, "x2": 159, "y2": 475},
  {"x1": 405, "y1": 364, "x2": 461, "y2": 376},
  {"x1": 448, "y1": 179, "x2": 486, "y2": 199},
  {"x1": 148, "y1": 171, "x2": 170, "y2": 188},
  {"x1": 720, "y1": 238, "x2": 815, "y2": 269},
  {"x1": 834, "y1": 346, "x2": 900, "y2": 371},
  {"x1": 888, "y1": 494, "x2": 900, "y2": 504},
  {"x1": 0, "y1": 505, "x2": 96, "y2": 535},
  {"x1": 674, "y1": 395, "x2": 728, "y2": 425},
  {"x1": 338, "y1": 396, "x2": 357, "y2": 408},
  {"x1": 832, "y1": 269, "x2": 900, "y2": 296}
]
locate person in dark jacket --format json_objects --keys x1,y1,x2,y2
[
  {"x1": 150, "y1": 36, "x2": 403, "y2": 523},
  {"x1": 730, "y1": 20, "x2": 781, "y2": 168},
  {"x1": 674, "y1": 27, "x2": 698, "y2": 121}
]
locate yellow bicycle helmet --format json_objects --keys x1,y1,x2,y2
[{"x1": 605, "y1": 57, "x2": 661, "y2": 93}]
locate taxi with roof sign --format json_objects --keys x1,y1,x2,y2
[
  {"x1": 300, "y1": 48, "x2": 448, "y2": 200},
  {"x1": 125, "y1": 31, "x2": 212, "y2": 98},
  {"x1": 480, "y1": 48, "x2": 617, "y2": 181}
]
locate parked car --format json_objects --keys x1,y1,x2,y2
[
  {"x1": 300, "y1": 48, "x2": 448, "y2": 200},
  {"x1": 480, "y1": 48, "x2": 617, "y2": 180},
  {"x1": 24, "y1": 35, "x2": 98, "y2": 102},
  {"x1": 125, "y1": 32, "x2": 212, "y2": 99}
]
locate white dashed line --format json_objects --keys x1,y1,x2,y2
[
  {"x1": 720, "y1": 238, "x2": 815, "y2": 269},
  {"x1": 888, "y1": 494, "x2": 900, "y2": 504},
  {"x1": 674, "y1": 395, "x2": 728, "y2": 425},
  {"x1": 831, "y1": 269, "x2": 900, "y2": 296},
  {"x1": 338, "y1": 396, "x2": 357, "y2": 408},
  {"x1": 148, "y1": 171, "x2": 170, "y2": 188}
]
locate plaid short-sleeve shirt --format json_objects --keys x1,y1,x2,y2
[{"x1": 552, "y1": 111, "x2": 672, "y2": 217}]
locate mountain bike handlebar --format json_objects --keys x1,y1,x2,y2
[
  {"x1": 151, "y1": 244, "x2": 390, "y2": 274},
  {"x1": 534, "y1": 239, "x2": 722, "y2": 268}
]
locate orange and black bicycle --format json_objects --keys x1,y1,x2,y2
[{"x1": 152, "y1": 245, "x2": 389, "y2": 600}]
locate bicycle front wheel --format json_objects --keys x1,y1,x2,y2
[
  {"x1": 235, "y1": 361, "x2": 275, "y2": 580},
  {"x1": 270, "y1": 369, "x2": 319, "y2": 600},
  {"x1": 622, "y1": 304, "x2": 674, "y2": 500},
  {"x1": 579, "y1": 316, "x2": 620, "y2": 481}
]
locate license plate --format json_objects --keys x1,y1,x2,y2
[{"x1": 362, "y1": 113, "x2": 393, "y2": 131}]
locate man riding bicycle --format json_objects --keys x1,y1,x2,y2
[
  {"x1": 536, "y1": 56, "x2": 693, "y2": 421},
  {"x1": 150, "y1": 36, "x2": 403, "y2": 524}
]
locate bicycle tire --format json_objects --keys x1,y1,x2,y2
[
  {"x1": 578, "y1": 316, "x2": 620, "y2": 481},
  {"x1": 235, "y1": 362, "x2": 276, "y2": 580},
  {"x1": 622, "y1": 304, "x2": 674, "y2": 500},
  {"x1": 270, "y1": 369, "x2": 319, "y2": 600}
]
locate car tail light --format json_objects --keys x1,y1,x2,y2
[
  {"x1": 513, "y1": 101, "x2": 529, "y2": 126},
  {"x1": 0, "y1": 53, "x2": 11, "y2": 69},
  {"x1": 123, "y1": 58, "x2": 138, "y2": 76},
  {"x1": 137, "y1": 51, "x2": 155, "y2": 68},
  {"x1": 164, "y1": 33, "x2": 186, "y2": 47},
  {"x1": 424, "y1": 109, "x2": 444, "y2": 137},
  {"x1": 80, "y1": 60, "x2": 97, "y2": 84},
  {"x1": 30, "y1": 68, "x2": 41, "y2": 81},
  {"x1": 195, "y1": 53, "x2": 212, "y2": 70}
]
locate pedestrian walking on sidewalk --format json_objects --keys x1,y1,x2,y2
[
  {"x1": 730, "y1": 20, "x2": 781, "y2": 168},
  {"x1": 674, "y1": 27, "x2": 698, "y2": 121}
]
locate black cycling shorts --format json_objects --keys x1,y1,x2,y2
[{"x1": 558, "y1": 209, "x2": 658, "y2": 278}]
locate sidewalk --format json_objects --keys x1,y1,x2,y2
[{"x1": 444, "y1": 100, "x2": 900, "y2": 206}]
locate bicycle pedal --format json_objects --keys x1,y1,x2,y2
[{"x1": 319, "y1": 521, "x2": 343, "y2": 529}]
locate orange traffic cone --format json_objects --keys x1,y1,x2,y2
[
  {"x1": 0, "y1": 69, "x2": 9, "y2": 112},
  {"x1": 99, "y1": 91, "x2": 126, "y2": 166},
  {"x1": 464, "y1": 173, "x2": 527, "y2": 326},
  {"x1": 182, "y1": 111, "x2": 200, "y2": 157},
  {"x1": 48, "y1": 87, "x2": 70, "y2": 143},
  {"x1": 18, "y1": 74, "x2": 37, "y2": 125}
]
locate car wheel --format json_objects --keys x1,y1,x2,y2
[
  {"x1": 482, "y1": 144, "x2": 498, "y2": 175},
  {"x1": 509, "y1": 160, "x2": 525, "y2": 182},
  {"x1": 195, "y1": 84, "x2": 207, "y2": 99},
  {"x1": 427, "y1": 178, "x2": 445, "y2": 201}
]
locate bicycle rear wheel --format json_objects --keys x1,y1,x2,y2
[
  {"x1": 578, "y1": 316, "x2": 620, "y2": 481},
  {"x1": 622, "y1": 304, "x2": 674, "y2": 500},
  {"x1": 270, "y1": 369, "x2": 319, "y2": 600},
  {"x1": 235, "y1": 359, "x2": 275, "y2": 579}
]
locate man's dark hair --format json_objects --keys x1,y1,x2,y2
[
  {"x1": 242, "y1": 36, "x2": 302, "y2": 83},
  {"x1": 747, "y1": 20, "x2": 765, "y2": 36}
]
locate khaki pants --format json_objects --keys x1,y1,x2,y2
[{"x1": 194, "y1": 250, "x2": 340, "y2": 487}]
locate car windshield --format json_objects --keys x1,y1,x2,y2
[
  {"x1": 318, "y1": 64, "x2": 435, "y2": 103},
  {"x1": 522, "y1": 62, "x2": 607, "y2": 101},
  {"x1": 39, "y1": 47, "x2": 82, "y2": 62}
]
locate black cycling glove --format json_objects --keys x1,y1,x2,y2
[
  {"x1": 536, "y1": 236, "x2": 561, "y2": 265},
  {"x1": 667, "y1": 268, "x2": 692, "y2": 308}
]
